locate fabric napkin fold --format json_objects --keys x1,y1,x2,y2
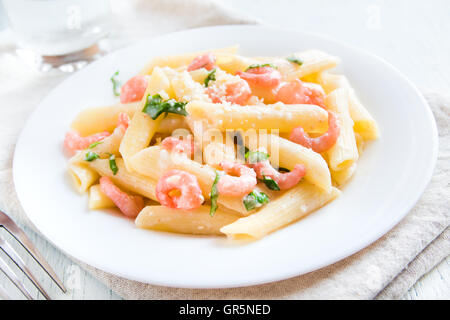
[{"x1": 0, "y1": 0, "x2": 448, "y2": 300}]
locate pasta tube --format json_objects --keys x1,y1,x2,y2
[
  {"x1": 139, "y1": 46, "x2": 239, "y2": 75},
  {"x1": 186, "y1": 101, "x2": 328, "y2": 133},
  {"x1": 221, "y1": 182, "x2": 340, "y2": 239},
  {"x1": 67, "y1": 163, "x2": 99, "y2": 193},
  {"x1": 244, "y1": 133, "x2": 332, "y2": 192},
  {"x1": 319, "y1": 72, "x2": 379, "y2": 140},
  {"x1": 135, "y1": 205, "x2": 240, "y2": 235},
  {"x1": 88, "y1": 184, "x2": 115, "y2": 210},
  {"x1": 119, "y1": 67, "x2": 173, "y2": 170},
  {"x1": 325, "y1": 88, "x2": 359, "y2": 171},
  {"x1": 88, "y1": 158, "x2": 158, "y2": 201}
]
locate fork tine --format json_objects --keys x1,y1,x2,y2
[
  {"x1": 0, "y1": 283, "x2": 11, "y2": 300},
  {"x1": 0, "y1": 236, "x2": 51, "y2": 300},
  {"x1": 0, "y1": 255, "x2": 33, "y2": 300},
  {"x1": 0, "y1": 211, "x2": 66, "y2": 292}
]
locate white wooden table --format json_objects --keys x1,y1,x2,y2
[{"x1": 0, "y1": 0, "x2": 448, "y2": 300}]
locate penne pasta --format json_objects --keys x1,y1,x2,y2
[
  {"x1": 70, "y1": 102, "x2": 140, "y2": 136},
  {"x1": 325, "y1": 88, "x2": 359, "y2": 171},
  {"x1": 70, "y1": 102, "x2": 187, "y2": 136},
  {"x1": 139, "y1": 45, "x2": 239, "y2": 75},
  {"x1": 69, "y1": 125, "x2": 125, "y2": 164},
  {"x1": 186, "y1": 101, "x2": 328, "y2": 133},
  {"x1": 244, "y1": 133, "x2": 332, "y2": 192},
  {"x1": 220, "y1": 182, "x2": 341, "y2": 239},
  {"x1": 67, "y1": 162, "x2": 99, "y2": 193},
  {"x1": 318, "y1": 72, "x2": 379, "y2": 140},
  {"x1": 257, "y1": 50, "x2": 339, "y2": 81},
  {"x1": 88, "y1": 158, "x2": 158, "y2": 201},
  {"x1": 119, "y1": 67, "x2": 174, "y2": 171},
  {"x1": 88, "y1": 184, "x2": 115, "y2": 210},
  {"x1": 135, "y1": 205, "x2": 240, "y2": 235},
  {"x1": 64, "y1": 47, "x2": 379, "y2": 240},
  {"x1": 331, "y1": 163, "x2": 357, "y2": 186},
  {"x1": 130, "y1": 146, "x2": 252, "y2": 215},
  {"x1": 215, "y1": 53, "x2": 260, "y2": 74}
]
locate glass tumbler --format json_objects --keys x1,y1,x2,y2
[{"x1": 2, "y1": 0, "x2": 111, "y2": 72}]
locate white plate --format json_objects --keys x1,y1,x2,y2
[{"x1": 13, "y1": 25, "x2": 438, "y2": 288}]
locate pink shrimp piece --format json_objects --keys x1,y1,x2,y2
[
  {"x1": 217, "y1": 161, "x2": 257, "y2": 197},
  {"x1": 161, "y1": 136, "x2": 194, "y2": 157},
  {"x1": 117, "y1": 112, "x2": 130, "y2": 131},
  {"x1": 156, "y1": 169, "x2": 204, "y2": 210},
  {"x1": 236, "y1": 66, "x2": 282, "y2": 103},
  {"x1": 275, "y1": 79, "x2": 326, "y2": 108},
  {"x1": 207, "y1": 81, "x2": 252, "y2": 106},
  {"x1": 252, "y1": 161, "x2": 306, "y2": 190},
  {"x1": 120, "y1": 75, "x2": 149, "y2": 104},
  {"x1": 99, "y1": 176, "x2": 145, "y2": 218},
  {"x1": 187, "y1": 52, "x2": 216, "y2": 71},
  {"x1": 64, "y1": 130, "x2": 110, "y2": 154},
  {"x1": 237, "y1": 66, "x2": 282, "y2": 88},
  {"x1": 289, "y1": 111, "x2": 341, "y2": 153}
]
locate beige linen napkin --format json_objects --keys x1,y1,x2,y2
[{"x1": 0, "y1": 0, "x2": 448, "y2": 300}]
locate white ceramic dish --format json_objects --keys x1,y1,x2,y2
[{"x1": 13, "y1": 25, "x2": 438, "y2": 288}]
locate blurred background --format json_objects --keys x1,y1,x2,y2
[{"x1": 0, "y1": 0, "x2": 449, "y2": 91}]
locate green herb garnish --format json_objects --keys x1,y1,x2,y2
[
  {"x1": 142, "y1": 94, "x2": 188, "y2": 120},
  {"x1": 84, "y1": 151, "x2": 100, "y2": 162},
  {"x1": 204, "y1": 68, "x2": 216, "y2": 87},
  {"x1": 210, "y1": 171, "x2": 220, "y2": 216},
  {"x1": 286, "y1": 56, "x2": 303, "y2": 66},
  {"x1": 88, "y1": 141, "x2": 103, "y2": 149},
  {"x1": 261, "y1": 175, "x2": 281, "y2": 191},
  {"x1": 109, "y1": 154, "x2": 118, "y2": 175},
  {"x1": 245, "y1": 150, "x2": 270, "y2": 164},
  {"x1": 110, "y1": 70, "x2": 121, "y2": 96},
  {"x1": 245, "y1": 63, "x2": 277, "y2": 71},
  {"x1": 243, "y1": 190, "x2": 269, "y2": 211}
]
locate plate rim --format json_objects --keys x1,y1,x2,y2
[{"x1": 12, "y1": 24, "x2": 439, "y2": 288}]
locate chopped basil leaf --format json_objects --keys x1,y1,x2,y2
[
  {"x1": 261, "y1": 175, "x2": 281, "y2": 191},
  {"x1": 286, "y1": 56, "x2": 303, "y2": 66},
  {"x1": 142, "y1": 94, "x2": 188, "y2": 120},
  {"x1": 245, "y1": 150, "x2": 269, "y2": 164},
  {"x1": 204, "y1": 68, "x2": 216, "y2": 87},
  {"x1": 245, "y1": 63, "x2": 277, "y2": 71},
  {"x1": 109, "y1": 154, "x2": 118, "y2": 175},
  {"x1": 278, "y1": 167, "x2": 290, "y2": 173},
  {"x1": 110, "y1": 70, "x2": 121, "y2": 96},
  {"x1": 209, "y1": 171, "x2": 220, "y2": 216},
  {"x1": 88, "y1": 141, "x2": 103, "y2": 149},
  {"x1": 84, "y1": 151, "x2": 100, "y2": 162},
  {"x1": 243, "y1": 190, "x2": 269, "y2": 211}
]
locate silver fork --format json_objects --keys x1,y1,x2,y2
[{"x1": 0, "y1": 210, "x2": 66, "y2": 300}]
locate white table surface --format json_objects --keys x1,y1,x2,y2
[{"x1": 0, "y1": 0, "x2": 449, "y2": 300}]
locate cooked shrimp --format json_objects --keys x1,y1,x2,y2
[
  {"x1": 120, "y1": 75, "x2": 149, "y2": 103},
  {"x1": 237, "y1": 66, "x2": 282, "y2": 88},
  {"x1": 156, "y1": 169, "x2": 204, "y2": 210},
  {"x1": 289, "y1": 111, "x2": 340, "y2": 153},
  {"x1": 217, "y1": 161, "x2": 257, "y2": 197},
  {"x1": 117, "y1": 112, "x2": 130, "y2": 131},
  {"x1": 237, "y1": 66, "x2": 282, "y2": 103},
  {"x1": 187, "y1": 53, "x2": 216, "y2": 71},
  {"x1": 207, "y1": 81, "x2": 252, "y2": 106},
  {"x1": 252, "y1": 160, "x2": 306, "y2": 190},
  {"x1": 161, "y1": 136, "x2": 194, "y2": 157},
  {"x1": 99, "y1": 176, "x2": 144, "y2": 218},
  {"x1": 64, "y1": 130, "x2": 110, "y2": 154},
  {"x1": 275, "y1": 79, "x2": 326, "y2": 108}
]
